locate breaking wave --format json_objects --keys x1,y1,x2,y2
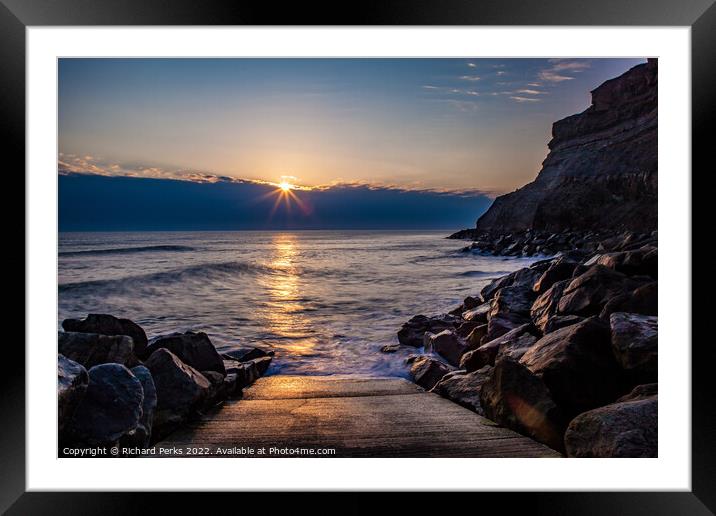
[{"x1": 59, "y1": 245, "x2": 196, "y2": 257}]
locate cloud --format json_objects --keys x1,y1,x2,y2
[
  {"x1": 538, "y1": 59, "x2": 591, "y2": 82},
  {"x1": 58, "y1": 155, "x2": 493, "y2": 196},
  {"x1": 538, "y1": 71, "x2": 575, "y2": 82},
  {"x1": 515, "y1": 89, "x2": 546, "y2": 95},
  {"x1": 459, "y1": 75, "x2": 481, "y2": 81},
  {"x1": 548, "y1": 59, "x2": 591, "y2": 72},
  {"x1": 510, "y1": 96, "x2": 542, "y2": 103}
]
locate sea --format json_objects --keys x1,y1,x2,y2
[{"x1": 58, "y1": 230, "x2": 538, "y2": 377}]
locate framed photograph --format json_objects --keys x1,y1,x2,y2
[{"x1": 4, "y1": 0, "x2": 712, "y2": 512}]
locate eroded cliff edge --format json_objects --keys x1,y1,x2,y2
[{"x1": 474, "y1": 59, "x2": 657, "y2": 235}]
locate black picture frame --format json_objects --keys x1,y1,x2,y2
[{"x1": 2, "y1": 0, "x2": 711, "y2": 513}]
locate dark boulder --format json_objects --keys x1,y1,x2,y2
[
  {"x1": 380, "y1": 344, "x2": 400, "y2": 353},
  {"x1": 531, "y1": 279, "x2": 570, "y2": 333},
  {"x1": 557, "y1": 265, "x2": 641, "y2": 317},
  {"x1": 460, "y1": 323, "x2": 535, "y2": 372},
  {"x1": 479, "y1": 357, "x2": 568, "y2": 452},
  {"x1": 64, "y1": 363, "x2": 144, "y2": 447},
  {"x1": 397, "y1": 314, "x2": 458, "y2": 347},
  {"x1": 222, "y1": 346, "x2": 273, "y2": 362},
  {"x1": 62, "y1": 314, "x2": 148, "y2": 357},
  {"x1": 119, "y1": 365, "x2": 157, "y2": 449},
  {"x1": 461, "y1": 302, "x2": 491, "y2": 323},
  {"x1": 585, "y1": 247, "x2": 657, "y2": 278},
  {"x1": 520, "y1": 317, "x2": 622, "y2": 414},
  {"x1": 618, "y1": 383, "x2": 657, "y2": 402},
  {"x1": 430, "y1": 366, "x2": 493, "y2": 415},
  {"x1": 455, "y1": 320, "x2": 484, "y2": 338},
  {"x1": 145, "y1": 348, "x2": 210, "y2": 441},
  {"x1": 543, "y1": 315, "x2": 585, "y2": 334},
  {"x1": 465, "y1": 324, "x2": 488, "y2": 349},
  {"x1": 223, "y1": 373, "x2": 240, "y2": 398},
  {"x1": 483, "y1": 285, "x2": 535, "y2": 343},
  {"x1": 146, "y1": 331, "x2": 226, "y2": 375},
  {"x1": 425, "y1": 330, "x2": 468, "y2": 366},
  {"x1": 533, "y1": 257, "x2": 578, "y2": 294},
  {"x1": 58, "y1": 331, "x2": 138, "y2": 369},
  {"x1": 481, "y1": 264, "x2": 548, "y2": 301},
  {"x1": 610, "y1": 312, "x2": 658, "y2": 381},
  {"x1": 58, "y1": 354, "x2": 88, "y2": 432},
  {"x1": 490, "y1": 285, "x2": 536, "y2": 319},
  {"x1": 409, "y1": 356, "x2": 452, "y2": 391},
  {"x1": 600, "y1": 281, "x2": 657, "y2": 319},
  {"x1": 224, "y1": 356, "x2": 272, "y2": 389},
  {"x1": 201, "y1": 370, "x2": 227, "y2": 407},
  {"x1": 564, "y1": 389, "x2": 657, "y2": 457}
]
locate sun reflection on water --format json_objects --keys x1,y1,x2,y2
[{"x1": 260, "y1": 234, "x2": 318, "y2": 357}]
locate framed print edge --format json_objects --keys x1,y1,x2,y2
[{"x1": 6, "y1": 0, "x2": 714, "y2": 513}]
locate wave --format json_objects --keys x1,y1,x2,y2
[
  {"x1": 457, "y1": 270, "x2": 513, "y2": 278},
  {"x1": 59, "y1": 245, "x2": 196, "y2": 257},
  {"x1": 59, "y1": 260, "x2": 281, "y2": 293}
]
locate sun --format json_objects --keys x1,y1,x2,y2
[{"x1": 279, "y1": 181, "x2": 293, "y2": 192}]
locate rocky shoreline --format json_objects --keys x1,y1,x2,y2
[
  {"x1": 393, "y1": 59, "x2": 659, "y2": 457},
  {"x1": 58, "y1": 314, "x2": 272, "y2": 454},
  {"x1": 395, "y1": 231, "x2": 658, "y2": 457},
  {"x1": 449, "y1": 227, "x2": 657, "y2": 259}
]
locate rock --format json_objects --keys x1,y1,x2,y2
[
  {"x1": 64, "y1": 363, "x2": 144, "y2": 448},
  {"x1": 520, "y1": 317, "x2": 622, "y2": 414},
  {"x1": 223, "y1": 373, "x2": 240, "y2": 398},
  {"x1": 460, "y1": 323, "x2": 536, "y2": 371},
  {"x1": 564, "y1": 392, "x2": 657, "y2": 457},
  {"x1": 146, "y1": 331, "x2": 226, "y2": 375},
  {"x1": 397, "y1": 314, "x2": 458, "y2": 347},
  {"x1": 252, "y1": 356, "x2": 272, "y2": 376},
  {"x1": 57, "y1": 354, "x2": 88, "y2": 432},
  {"x1": 461, "y1": 302, "x2": 491, "y2": 322},
  {"x1": 479, "y1": 357, "x2": 568, "y2": 452},
  {"x1": 144, "y1": 348, "x2": 211, "y2": 440},
  {"x1": 119, "y1": 365, "x2": 157, "y2": 448},
  {"x1": 226, "y1": 356, "x2": 272, "y2": 389},
  {"x1": 481, "y1": 265, "x2": 547, "y2": 301},
  {"x1": 533, "y1": 257, "x2": 578, "y2": 294},
  {"x1": 531, "y1": 279, "x2": 570, "y2": 333},
  {"x1": 462, "y1": 295, "x2": 482, "y2": 310},
  {"x1": 380, "y1": 344, "x2": 401, "y2": 353},
  {"x1": 222, "y1": 347, "x2": 273, "y2": 362},
  {"x1": 58, "y1": 331, "x2": 138, "y2": 369},
  {"x1": 489, "y1": 285, "x2": 536, "y2": 320},
  {"x1": 430, "y1": 366, "x2": 493, "y2": 415},
  {"x1": 543, "y1": 315, "x2": 585, "y2": 334},
  {"x1": 610, "y1": 312, "x2": 658, "y2": 381},
  {"x1": 618, "y1": 383, "x2": 657, "y2": 402},
  {"x1": 62, "y1": 314, "x2": 148, "y2": 357},
  {"x1": 201, "y1": 370, "x2": 227, "y2": 407},
  {"x1": 587, "y1": 248, "x2": 657, "y2": 277},
  {"x1": 557, "y1": 265, "x2": 641, "y2": 317},
  {"x1": 455, "y1": 320, "x2": 484, "y2": 338},
  {"x1": 473, "y1": 60, "x2": 656, "y2": 235},
  {"x1": 424, "y1": 330, "x2": 467, "y2": 367},
  {"x1": 465, "y1": 324, "x2": 488, "y2": 349},
  {"x1": 482, "y1": 284, "x2": 536, "y2": 345},
  {"x1": 409, "y1": 356, "x2": 453, "y2": 391},
  {"x1": 600, "y1": 281, "x2": 657, "y2": 319}
]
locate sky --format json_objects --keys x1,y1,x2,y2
[{"x1": 58, "y1": 58, "x2": 646, "y2": 230}]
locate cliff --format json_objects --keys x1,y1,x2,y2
[{"x1": 475, "y1": 59, "x2": 657, "y2": 234}]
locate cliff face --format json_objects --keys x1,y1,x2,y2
[{"x1": 475, "y1": 59, "x2": 657, "y2": 234}]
